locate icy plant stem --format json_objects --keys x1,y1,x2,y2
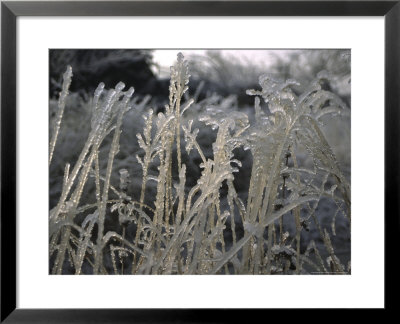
[
  {"x1": 290, "y1": 146, "x2": 302, "y2": 274},
  {"x1": 227, "y1": 180, "x2": 237, "y2": 245},
  {"x1": 175, "y1": 87, "x2": 182, "y2": 172},
  {"x1": 210, "y1": 232, "x2": 252, "y2": 274},
  {"x1": 50, "y1": 132, "x2": 96, "y2": 222},
  {"x1": 51, "y1": 83, "x2": 119, "y2": 223},
  {"x1": 133, "y1": 156, "x2": 149, "y2": 265},
  {"x1": 52, "y1": 226, "x2": 71, "y2": 274},
  {"x1": 49, "y1": 66, "x2": 72, "y2": 166},
  {"x1": 94, "y1": 151, "x2": 101, "y2": 203},
  {"x1": 259, "y1": 135, "x2": 288, "y2": 224},
  {"x1": 94, "y1": 89, "x2": 133, "y2": 274},
  {"x1": 265, "y1": 225, "x2": 274, "y2": 274},
  {"x1": 188, "y1": 202, "x2": 209, "y2": 274},
  {"x1": 241, "y1": 156, "x2": 268, "y2": 271},
  {"x1": 53, "y1": 141, "x2": 101, "y2": 274},
  {"x1": 153, "y1": 189, "x2": 211, "y2": 272},
  {"x1": 242, "y1": 132, "x2": 286, "y2": 271},
  {"x1": 75, "y1": 216, "x2": 97, "y2": 274}
]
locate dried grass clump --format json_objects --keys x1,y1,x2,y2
[{"x1": 49, "y1": 53, "x2": 350, "y2": 275}]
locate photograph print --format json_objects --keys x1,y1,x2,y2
[{"x1": 49, "y1": 49, "x2": 351, "y2": 275}]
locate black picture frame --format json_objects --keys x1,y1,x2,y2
[{"x1": 1, "y1": 0, "x2": 398, "y2": 322}]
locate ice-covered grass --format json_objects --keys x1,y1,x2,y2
[{"x1": 49, "y1": 53, "x2": 351, "y2": 275}]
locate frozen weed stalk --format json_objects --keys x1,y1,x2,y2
[{"x1": 49, "y1": 52, "x2": 351, "y2": 275}]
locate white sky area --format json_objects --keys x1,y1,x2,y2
[{"x1": 151, "y1": 49, "x2": 291, "y2": 77}]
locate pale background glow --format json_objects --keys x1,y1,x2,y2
[
  {"x1": 17, "y1": 17, "x2": 384, "y2": 308},
  {"x1": 151, "y1": 49, "x2": 284, "y2": 77}
]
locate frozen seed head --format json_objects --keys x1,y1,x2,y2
[
  {"x1": 115, "y1": 82, "x2": 125, "y2": 92},
  {"x1": 95, "y1": 82, "x2": 105, "y2": 96},
  {"x1": 105, "y1": 89, "x2": 117, "y2": 104},
  {"x1": 63, "y1": 66, "x2": 73, "y2": 80},
  {"x1": 119, "y1": 168, "x2": 129, "y2": 176},
  {"x1": 177, "y1": 52, "x2": 184, "y2": 63},
  {"x1": 59, "y1": 66, "x2": 73, "y2": 97},
  {"x1": 119, "y1": 169, "x2": 130, "y2": 191},
  {"x1": 125, "y1": 87, "x2": 135, "y2": 98}
]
